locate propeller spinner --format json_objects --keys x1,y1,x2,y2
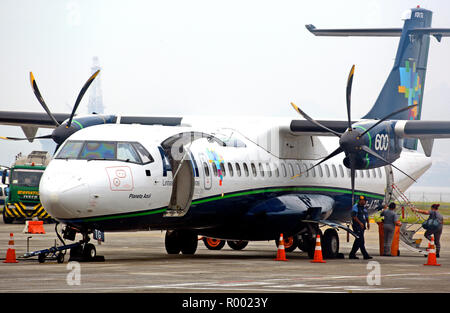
[{"x1": 291, "y1": 65, "x2": 417, "y2": 205}]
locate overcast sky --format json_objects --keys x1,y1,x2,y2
[{"x1": 0, "y1": 0, "x2": 449, "y2": 190}]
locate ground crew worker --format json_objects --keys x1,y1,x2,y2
[
  {"x1": 412, "y1": 204, "x2": 443, "y2": 257},
  {"x1": 349, "y1": 196, "x2": 373, "y2": 260},
  {"x1": 381, "y1": 202, "x2": 401, "y2": 256}
]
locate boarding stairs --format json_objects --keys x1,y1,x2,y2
[{"x1": 390, "y1": 183, "x2": 427, "y2": 254}]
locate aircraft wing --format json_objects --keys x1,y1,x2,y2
[
  {"x1": 0, "y1": 111, "x2": 70, "y2": 129},
  {"x1": 290, "y1": 119, "x2": 349, "y2": 135}
]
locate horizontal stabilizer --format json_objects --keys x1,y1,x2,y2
[
  {"x1": 306, "y1": 24, "x2": 450, "y2": 41},
  {"x1": 305, "y1": 24, "x2": 402, "y2": 37}
]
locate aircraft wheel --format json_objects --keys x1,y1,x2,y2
[
  {"x1": 165, "y1": 230, "x2": 181, "y2": 254},
  {"x1": 180, "y1": 231, "x2": 198, "y2": 255},
  {"x1": 203, "y1": 237, "x2": 225, "y2": 250},
  {"x1": 227, "y1": 240, "x2": 248, "y2": 250},
  {"x1": 83, "y1": 243, "x2": 96, "y2": 261},
  {"x1": 275, "y1": 235, "x2": 298, "y2": 252},
  {"x1": 322, "y1": 228, "x2": 339, "y2": 259}
]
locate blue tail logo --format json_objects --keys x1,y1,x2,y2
[{"x1": 398, "y1": 60, "x2": 421, "y2": 120}]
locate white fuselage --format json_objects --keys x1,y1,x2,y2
[{"x1": 39, "y1": 117, "x2": 432, "y2": 224}]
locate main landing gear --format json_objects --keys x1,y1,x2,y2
[{"x1": 165, "y1": 229, "x2": 198, "y2": 255}]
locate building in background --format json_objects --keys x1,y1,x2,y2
[{"x1": 87, "y1": 56, "x2": 105, "y2": 114}]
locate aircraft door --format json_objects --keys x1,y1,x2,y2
[{"x1": 161, "y1": 131, "x2": 225, "y2": 217}]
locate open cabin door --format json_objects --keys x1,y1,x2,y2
[{"x1": 161, "y1": 131, "x2": 224, "y2": 217}]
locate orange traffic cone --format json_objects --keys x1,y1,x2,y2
[
  {"x1": 424, "y1": 236, "x2": 440, "y2": 266},
  {"x1": 3, "y1": 233, "x2": 18, "y2": 263},
  {"x1": 274, "y1": 234, "x2": 288, "y2": 261},
  {"x1": 310, "y1": 234, "x2": 326, "y2": 263}
]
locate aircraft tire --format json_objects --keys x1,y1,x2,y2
[
  {"x1": 165, "y1": 230, "x2": 181, "y2": 254},
  {"x1": 203, "y1": 237, "x2": 226, "y2": 250},
  {"x1": 180, "y1": 231, "x2": 198, "y2": 255},
  {"x1": 227, "y1": 240, "x2": 248, "y2": 250},
  {"x1": 322, "y1": 228, "x2": 339, "y2": 259},
  {"x1": 83, "y1": 243, "x2": 97, "y2": 261}
]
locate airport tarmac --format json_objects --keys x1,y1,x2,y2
[{"x1": 0, "y1": 220, "x2": 449, "y2": 294}]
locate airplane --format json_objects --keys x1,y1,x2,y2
[{"x1": 2, "y1": 6, "x2": 450, "y2": 261}]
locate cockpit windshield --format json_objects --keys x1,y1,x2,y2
[{"x1": 56, "y1": 140, "x2": 154, "y2": 164}]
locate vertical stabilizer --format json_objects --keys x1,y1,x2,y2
[{"x1": 363, "y1": 7, "x2": 432, "y2": 150}]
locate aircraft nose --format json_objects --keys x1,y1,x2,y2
[{"x1": 40, "y1": 170, "x2": 90, "y2": 219}]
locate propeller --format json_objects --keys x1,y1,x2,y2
[
  {"x1": 291, "y1": 65, "x2": 417, "y2": 205},
  {"x1": 1, "y1": 70, "x2": 100, "y2": 145}
]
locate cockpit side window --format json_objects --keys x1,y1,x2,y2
[
  {"x1": 57, "y1": 141, "x2": 84, "y2": 159},
  {"x1": 117, "y1": 143, "x2": 141, "y2": 163},
  {"x1": 133, "y1": 143, "x2": 154, "y2": 164}
]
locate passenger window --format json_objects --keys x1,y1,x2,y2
[
  {"x1": 235, "y1": 163, "x2": 241, "y2": 177},
  {"x1": 132, "y1": 142, "x2": 154, "y2": 164},
  {"x1": 80, "y1": 142, "x2": 115, "y2": 160},
  {"x1": 360, "y1": 170, "x2": 364, "y2": 178},
  {"x1": 203, "y1": 162, "x2": 210, "y2": 177},
  {"x1": 117, "y1": 143, "x2": 141, "y2": 163},
  {"x1": 301, "y1": 163, "x2": 308, "y2": 177},
  {"x1": 339, "y1": 165, "x2": 344, "y2": 177},
  {"x1": 332, "y1": 164, "x2": 337, "y2": 178},
  {"x1": 318, "y1": 165, "x2": 323, "y2": 177},
  {"x1": 251, "y1": 163, "x2": 257, "y2": 177},
  {"x1": 228, "y1": 163, "x2": 234, "y2": 177},
  {"x1": 310, "y1": 164, "x2": 316, "y2": 177},
  {"x1": 366, "y1": 170, "x2": 370, "y2": 178},
  {"x1": 288, "y1": 163, "x2": 294, "y2": 177},
  {"x1": 274, "y1": 163, "x2": 279, "y2": 177},
  {"x1": 212, "y1": 163, "x2": 218, "y2": 177},
  {"x1": 259, "y1": 163, "x2": 265, "y2": 177},
  {"x1": 325, "y1": 164, "x2": 330, "y2": 177},
  {"x1": 57, "y1": 141, "x2": 84, "y2": 159},
  {"x1": 281, "y1": 163, "x2": 287, "y2": 177},
  {"x1": 220, "y1": 163, "x2": 226, "y2": 176},
  {"x1": 266, "y1": 163, "x2": 272, "y2": 177},
  {"x1": 377, "y1": 168, "x2": 383, "y2": 178},
  {"x1": 372, "y1": 169, "x2": 376, "y2": 178},
  {"x1": 243, "y1": 163, "x2": 249, "y2": 177}
]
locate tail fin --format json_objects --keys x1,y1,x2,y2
[
  {"x1": 364, "y1": 7, "x2": 433, "y2": 150},
  {"x1": 307, "y1": 7, "x2": 450, "y2": 150}
]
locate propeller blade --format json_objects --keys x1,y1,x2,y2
[
  {"x1": 359, "y1": 104, "x2": 418, "y2": 137},
  {"x1": 292, "y1": 146, "x2": 343, "y2": 179},
  {"x1": 0, "y1": 134, "x2": 53, "y2": 141},
  {"x1": 346, "y1": 65, "x2": 355, "y2": 131},
  {"x1": 29, "y1": 72, "x2": 60, "y2": 127},
  {"x1": 360, "y1": 145, "x2": 417, "y2": 182},
  {"x1": 66, "y1": 69, "x2": 100, "y2": 128},
  {"x1": 290, "y1": 102, "x2": 342, "y2": 137}
]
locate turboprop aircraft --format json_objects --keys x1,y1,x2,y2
[{"x1": 2, "y1": 6, "x2": 450, "y2": 261}]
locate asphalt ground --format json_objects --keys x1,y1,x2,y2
[{"x1": 0, "y1": 220, "x2": 449, "y2": 296}]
